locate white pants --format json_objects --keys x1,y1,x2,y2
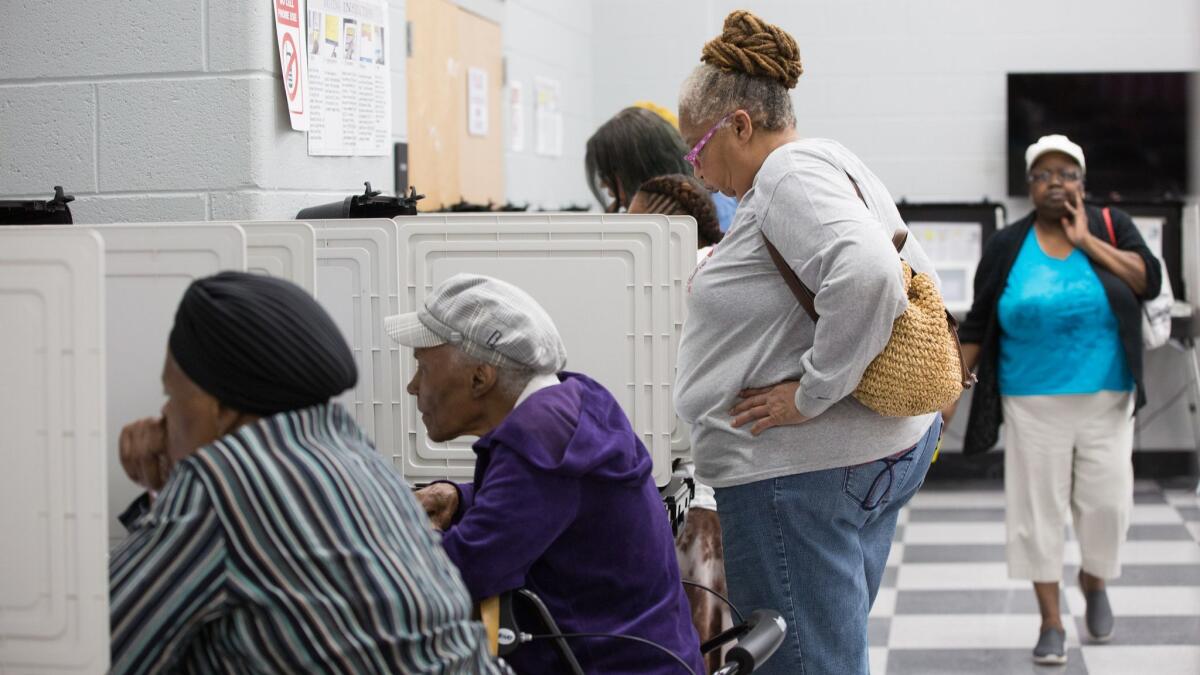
[{"x1": 1003, "y1": 391, "x2": 1135, "y2": 582}]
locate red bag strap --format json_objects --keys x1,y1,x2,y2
[{"x1": 1102, "y1": 207, "x2": 1117, "y2": 247}]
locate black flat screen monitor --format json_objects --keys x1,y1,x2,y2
[{"x1": 1007, "y1": 72, "x2": 1192, "y2": 200}]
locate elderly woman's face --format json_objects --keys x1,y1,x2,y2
[
  {"x1": 1028, "y1": 152, "x2": 1084, "y2": 215},
  {"x1": 680, "y1": 113, "x2": 739, "y2": 199},
  {"x1": 407, "y1": 345, "x2": 483, "y2": 443}
]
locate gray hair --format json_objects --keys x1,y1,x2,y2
[
  {"x1": 678, "y1": 63, "x2": 796, "y2": 132},
  {"x1": 448, "y1": 347, "x2": 535, "y2": 401}
]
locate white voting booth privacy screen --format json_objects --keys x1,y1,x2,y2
[
  {"x1": 667, "y1": 216, "x2": 697, "y2": 461},
  {"x1": 0, "y1": 215, "x2": 694, "y2": 670},
  {"x1": 90, "y1": 224, "x2": 247, "y2": 545},
  {"x1": 236, "y1": 221, "x2": 318, "y2": 293},
  {"x1": 394, "y1": 213, "x2": 691, "y2": 487},
  {"x1": 1, "y1": 228, "x2": 110, "y2": 672},
  {"x1": 308, "y1": 219, "x2": 402, "y2": 463}
]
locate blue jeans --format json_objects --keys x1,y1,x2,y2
[{"x1": 715, "y1": 417, "x2": 941, "y2": 675}]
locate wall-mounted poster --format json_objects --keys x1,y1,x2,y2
[
  {"x1": 306, "y1": 0, "x2": 391, "y2": 156},
  {"x1": 534, "y1": 76, "x2": 562, "y2": 157}
]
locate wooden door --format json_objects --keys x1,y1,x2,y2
[{"x1": 406, "y1": 0, "x2": 504, "y2": 209}]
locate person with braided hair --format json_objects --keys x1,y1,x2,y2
[
  {"x1": 673, "y1": 10, "x2": 943, "y2": 675},
  {"x1": 585, "y1": 105, "x2": 739, "y2": 231},
  {"x1": 630, "y1": 173, "x2": 724, "y2": 252}
]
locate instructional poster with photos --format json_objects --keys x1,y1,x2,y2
[{"x1": 306, "y1": 0, "x2": 391, "y2": 156}]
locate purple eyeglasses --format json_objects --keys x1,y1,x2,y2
[{"x1": 684, "y1": 112, "x2": 733, "y2": 170}]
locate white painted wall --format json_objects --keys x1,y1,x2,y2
[
  {"x1": 0, "y1": 0, "x2": 408, "y2": 223},
  {"x1": 593, "y1": 0, "x2": 1200, "y2": 213},
  {"x1": 499, "y1": 0, "x2": 596, "y2": 210}
]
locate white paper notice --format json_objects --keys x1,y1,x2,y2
[
  {"x1": 534, "y1": 77, "x2": 562, "y2": 157},
  {"x1": 274, "y1": 0, "x2": 308, "y2": 130},
  {"x1": 468, "y1": 67, "x2": 488, "y2": 137},
  {"x1": 306, "y1": 0, "x2": 391, "y2": 156},
  {"x1": 908, "y1": 221, "x2": 983, "y2": 312},
  {"x1": 509, "y1": 82, "x2": 525, "y2": 152},
  {"x1": 1132, "y1": 216, "x2": 1165, "y2": 259}
]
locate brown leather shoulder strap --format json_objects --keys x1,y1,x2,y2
[
  {"x1": 846, "y1": 171, "x2": 908, "y2": 253},
  {"x1": 761, "y1": 233, "x2": 819, "y2": 322},
  {"x1": 761, "y1": 171, "x2": 908, "y2": 323}
]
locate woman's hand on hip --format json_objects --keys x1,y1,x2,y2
[{"x1": 730, "y1": 381, "x2": 811, "y2": 436}]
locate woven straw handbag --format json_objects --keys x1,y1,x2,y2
[{"x1": 761, "y1": 175, "x2": 975, "y2": 418}]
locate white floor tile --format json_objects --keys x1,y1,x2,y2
[
  {"x1": 1131, "y1": 504, "x2": 1187, "y2": 525},
  {"x1": 908, "y1": 491, "x2": 1007, "y2": 509},
  {"x1": 868, "y1": 647, "x2": 888, "y2": 675},
  {"x1": 1068, "y1": 585, "x2": 1200, "y2": 617},
  {"x1": 1081, "y1": 646, "x2": 1200, "y2": 675},
  {"x1": 1118, "y1": 540, "x2": 1200, "y2": 565},
  {"x1": 897, "y1": 563, "x2": 1029, "y2": 591},
  {"x1": 871, "y1": 588, "x2": 896, "y2": 618},
  {"x1": 887, "y1": 614, "x2": 1079, "y2": 649},
  {"x1": 904, "y1": 522, "x2": 1006, "y2": 545},
  {"x1": 886, "y1": 543, "x2": 905, "y2": 568},
  {"x1": 1102, "y1": 586, "x2": 1200, "y2": 616},
  {"x1": 1187, "y1": 522, "x2": 1200, "y2": 542},
  {"x1": 1162, "y1": 489, "x2": 1199, "y2": 507}
]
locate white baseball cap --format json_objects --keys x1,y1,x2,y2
[
  {"x1": 384, "y1": 273, "x2": 568, "y2": 374},
  {"x1": 1025, "y1": 134, "x2": 1086, "y2": 174}
]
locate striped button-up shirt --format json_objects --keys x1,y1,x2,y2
[{"x1": 110, "y1": 403, "x2": 502, "y2": 674}]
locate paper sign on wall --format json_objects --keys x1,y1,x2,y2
[
  {"x1": 509, "y1": 82, "x2": 525, "y2": 152},
  {"x1": 468, "y1": 67, "x2": 488, "y2": 137},
  {"x1": 534, "y1": 77, "x2": 562, "y2": 157},
  {"x1": 306, "y1": 0, "x2": 391, "y2": 156},
  {"x1": 274, "y1": 0, "x2": 308, "y2": 130}
]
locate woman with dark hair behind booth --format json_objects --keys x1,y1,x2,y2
[
  {"x1": 586, "y1": 107, "x2": 692, "y2": 213},
  {"x1": 586, "y1": 106, "x2": 738, "y2": 231}
]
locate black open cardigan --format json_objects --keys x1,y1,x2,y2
[{"x1": 957, "y1": 205, "x2": 1162, "y2": 455}]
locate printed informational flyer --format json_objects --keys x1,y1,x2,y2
[
  {"x1": 907, "y1": 221, "x2": 983, "y2": 312},
  {"x1": 534, "y1": 77, "x2": 562, "y2": 157},
  {"x1": 306, "y1": 0, "x2": 391, "y2": 156}
]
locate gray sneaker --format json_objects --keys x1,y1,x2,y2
[
  {"x1": 1083, "y1": 587, "x2": 1115, "y2": 642},
  {"x1": 1033, "y1": 627, "x2": 1067, "y2": 665}
]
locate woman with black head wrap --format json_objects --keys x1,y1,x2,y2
[{"x1": 110, "y1": 271, "x2": 503, "y2": 674}]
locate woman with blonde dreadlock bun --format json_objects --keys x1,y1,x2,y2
[{"x1": 673, "y1": 11, "x2": 943, "y2": 674}]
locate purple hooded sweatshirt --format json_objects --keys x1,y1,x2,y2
[{"x1": 440, "y1": 372, "x2": 704, "y2": 675}]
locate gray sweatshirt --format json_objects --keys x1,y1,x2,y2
[{"x1": 675, "y1": 139, "x2": 938, "y2": 488}]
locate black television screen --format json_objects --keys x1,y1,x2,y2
[{"x1": 1007, "y1": 72, "x2": 1192, "y2": 199}]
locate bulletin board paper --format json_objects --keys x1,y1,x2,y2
[
  {"x1": 534, "y1": 77, "x2": 562, "y2": 157},
  {"x1": 468, "y1": 67, "x2": 488, "y2": 137},
  {"x1": 274, "y1": 0, "x2": 308, "y2": 130},
  {"x1": 306, "y1": 0, "x2": 391, "y2": 156},
  {"x1": 907, "y1": 221, "x2": 982, "y2": 312}
]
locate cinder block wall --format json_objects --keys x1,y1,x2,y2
[
  {"x1": 592, "y1": 0, "x2": 1200, "y2": 211},
  {"x1": 0, "y1": 0, "x2": 408, "y2": 223}
]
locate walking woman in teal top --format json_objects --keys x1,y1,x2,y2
[{"x1": 947, "y1": 135, "x2": 1162, "y2": 666}]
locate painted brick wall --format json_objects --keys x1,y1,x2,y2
[
  {"x1": 0, "y1": 0, "x2": 409, "y2": 223},
  {"x1": 500, "y1": 0, "x2": 596, "y2": 210},
  {"x1": 592, "y1": 0, "x2": 1200, "y2": 211}
]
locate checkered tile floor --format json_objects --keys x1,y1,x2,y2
[{"x1": 868, "y1": 480, "x2": 1200, "y2": 674}]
